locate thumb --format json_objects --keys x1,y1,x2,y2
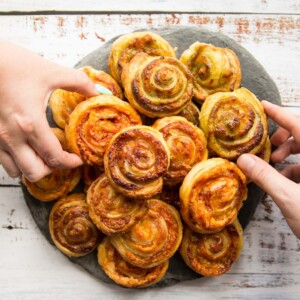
[
  {"x1": 237, "y1": 154, "x2": 299, "y2": 221},
  {"x1": 51, "y1": 65, "x2": 98, "y2": 97}
]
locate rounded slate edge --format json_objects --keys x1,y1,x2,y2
[{"x1": 23, "y1": 26, "x2": 281, "y2": 289}]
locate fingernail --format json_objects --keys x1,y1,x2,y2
[
  {"x1": 261, "y1": 100, "x2": 273, "y2": 108},
  {"x1": 95, "y1": 84, "x2": 112, "y2": 95},
  {"x1": 237, "y1": 154, "x2": 255, "y2": 174}
]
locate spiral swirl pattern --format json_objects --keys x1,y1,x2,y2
[
  {"x1": 176, "y1": 101, "x2": 200, "y2": 126},
  {"x1": 200, "y1": 88, "x2": 268, "y2": 160},
  {"x1": 49, "y1": 193, "x2": 102, "y2": 257},
  {"x1": 104, "y1": 126, "x2": 170, "y2": 200},
  {"x1": 111, "y1": 199, "x2": 182, "y2": 268},
  {"x1": 180, "y1": 42, "x2": 241, "y2": 103},
  {"x1": 122, "y1": 52, "x2": 193, "y2": 118},
  {"x1": 180, "y1": 158, "x2": 247, "y2": 234},
  {"x1": 179, "y1": 219, "x2": 243, "y2": 276},
  {"x1": 153, "y1": 116, "x2": 208, "y2": 186},
  {"x1": 256, "y1": 137, "x2": 271, "y2": 163},
  {"x1": 22, "y1": 128, "x2": 81, "y2": 201},
  {"x1": 50, "y1": 66, "x2": 123, "y2": 129},
  {"x1": 87, "y1": 175, "x2": 148, "y2": 235},
  {"x1": 98, "y1": 237, "x2": 169, "y2": 288},
  {"x1": 108, "y1": 31, "x2": 176, "y2": 85},
  {"x1": 65, "y1": 95, "x2": 142, "y2": 166}
]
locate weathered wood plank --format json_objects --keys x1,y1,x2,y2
[
  {"x1": 0, "y1": 0, "x2": 300, "y2": 14},
  {"x1": 0, "y1": 186, "x2": 300, "y2": 298},
  {"x1": 0, "y1": 14, "x2": 298, "y2": 106}
]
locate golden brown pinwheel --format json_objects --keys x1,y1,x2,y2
[
  {"x1": 152, "y1": 116, "x2": 208, "y2": 186},
  {"x1": 104, "y1": 125, "x2": 170, "y2": 200},
  {"x1": 49, "y1": 66, "x2": 124, "y2": 129},
  {"x1": 256, "y1": 137, "x2": 271, "y2": 163},
  {"x1": 180, "y1": 219, "x2": 243, "y2": 276},
  {"x1": 22, "y1": 128, "x2": 81, "y2": 202},
  {"x1": 108, "y1": 31, "x2": 176, "y2": 85},
  {"x1": 200, "y1": 88, "x2": 268, "y2": 161},
  {"x1": 49, "y1": 193, "x2": 102, "y2": 257},
  {"x1": 176, "y1": 101, "x2": 201, "y2": 127},
  {"x1": 121, "y1": 52, "x2": 193, "y2": 118},
  {"x1": 180, "y1": 158, "x2": 247, "y2": 234},
  {"x1": 86, "y1": 174, "x2": 148, "y2": 235},
  {"x1": 180, "y1": 42, "x2": 241, "y2": 103},
  {"x1": 110, "y1": 199, "x2": 182, "y2": 268},
  {"x1": 65, "y1": 95, "x2": 142, "y2": 167},
  {"x1": 98, "y1": 237, "x2": 169, "y2": 288}
]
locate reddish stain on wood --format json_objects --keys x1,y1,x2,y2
[
  {"x1": 216, "y1": 16, "x2": 225, "y2": 29},
  {"x1": 146, "y1": 14, "x2": 153, "y2": 26},
  {"x1": 188, "y1": 16, "x2": 211, "y2": 26},
  {"x1": 95, "y1": 32, "x2": 105, "y2": 42},
  {"x1": 57, "y1": 16, "x2": 65, "y2": 28},
  {"x1": 165, "y1": 14, "x2": 181, "y2": 25},
  {"x1": 76, "y1": 16, "x2": 86, "y2": 28},
  {"x1": 255, "y1": 17, "x2": 277, "y2": 33},
  {"x1": 79, "y1": 32, "x2": 87, "y2": 40},
  {"x1": 235, "y1": 17, "x2": 251, "y2": 35},
  {"x1": 120, "y1": 15, "x2": 142, "y2": 26},
  {"x1": 32, "y1": 16, "x2": 46, "y2": 32},
  {"x1": 279, "y1": 17, "x2": 300, "y2": 33},
  {"x1": 188, "y1": 15, "x2": 227, "y2": 30}
]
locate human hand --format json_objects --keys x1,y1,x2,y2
[
  {"x1": 0, "y1": 40, "x2": 98, "y2": 182},
  {"x1": 237, "y1": 101, "x2": 300, "y2": 238}
]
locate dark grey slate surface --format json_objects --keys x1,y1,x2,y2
[{"x1": 23, "y1": 26, "x2": 281, "y2": 288}]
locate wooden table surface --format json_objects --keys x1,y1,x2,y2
[{"x1": 0, "y1": 1, "x2": 300, "y2": 299}]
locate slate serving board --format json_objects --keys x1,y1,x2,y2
[{"x1": 22, "y1": 26, "x2": 281, "y2": 288}]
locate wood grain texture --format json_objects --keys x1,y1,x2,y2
[
  {"x1": 0, "y1": 14, "x2": 299, "y2": 106},
  {"x1": 0, "y1": 5, "x2": 300, "y2": 298},
  {"x1": 0, "y1": 0, "x2": 300, "y2": 14},
  {"x1": 1, "y1": 186, "x2": 300, "y2": 299}
]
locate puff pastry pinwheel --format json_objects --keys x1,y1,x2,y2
[
  {"x1": 200, "y1": 88, "x2": 268, "y2": 161},
  {"x1": 49, "y1": 193, "x2": 102, "y2": 257},
  {"x1": 98, "y1": 237, "x2": 168, "y2": 288},
  {"x1": 104, "y1": 126, "x2": 170, "y2": 200},
  {"x1": 121, "y1": 52, "x2": 193, "y2": 118},
  {"x1": 180, "y1": 158, "x2": 247, "y2": 234},
  {"x1": 152, "y1": 116, "x2": 208, "y2": 186},
  {"x1": 176, "y1": 101, "x2": 200, "y2": 127},
  {"x1": 180, "y1": 42, "x2": 241, "y2": 103},
  {"x1": 87, "y1": 174, "x2": 148, "y2": 235},
  {"x1": 110, "y1": 199, "x2": 183, "y2": 268},
  {"x1": 108, "y1": 31, "x2": 176, "y2": 85},
  {"x1": 22, "y1": 128, "x2": 81, "y2": 202},
  {"x1": 65, "y1": 95, "x2": 142, "y2": 166},
  {"x1": 49, "y1": 66, "x2": 123, "y2": 129},
  {"x1": 179, "y1": 219, "x2": 243, "y2": 276},
  {"x1": 256, "y1": 137, "x2": 271, "y2": 163}
]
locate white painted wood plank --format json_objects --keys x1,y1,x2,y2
[
  {"x1": 0, "y1": 14, "x2": 298, "y2": 106},
  {"x1": 0, "y1": 0, "x2": 300, "y2": 14},
  {"x1": 1, "y1": 184, "x2": 300, "y2": 299}
]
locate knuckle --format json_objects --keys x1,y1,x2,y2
[
  {"x1": 14, "y1": 115, "x2": 35, "y2": 135},
  {"x1": 8, "y1": 170, "x2": 21, "y2": 178},
  {"x1": 252, "y1": 165, "x2": 270, "y2": 185},
  {"x1": 43, "y1": 151, "x2": 61, "y2": 168},
  {"x1": 3, "y1": 164, "x2": 21, "y2": 178}
]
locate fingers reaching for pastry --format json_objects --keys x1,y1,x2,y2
[{"x1": 237, "y1": 154, "x2": 300, "y2": 238}]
